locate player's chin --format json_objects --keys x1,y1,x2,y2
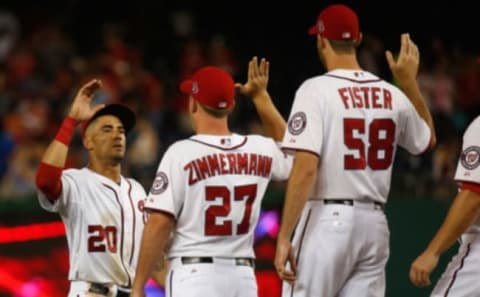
[{"x1": 111, "y1": 152, "x2": 125, "y2": 163}]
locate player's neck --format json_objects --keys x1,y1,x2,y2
[
  {"x1": 88, "y1": 161, "x2": 122, "y2": 184},
  {"x1": 195, "y1": 117, "x2": 231, "y2": 136},
  {"x1": 326, "y1": 54, "x2": 361, "y2": 71}
]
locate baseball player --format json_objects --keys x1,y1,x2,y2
[
  {"x1": 410, "y1": 115, "x2": 480, "y2": 296},
  {"x1": 131, "y1": 58, "x2": 292, "y2": 297},
  {"x1": 35, "y1": 80, "x2": 163, "y2": 297},
  {"x1": 274, "y1": 4, "x2": 436, "y2": 297}
]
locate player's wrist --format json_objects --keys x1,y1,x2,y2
[{"x1": 55, "y1": 116, "x2": 79, "y2": 146}]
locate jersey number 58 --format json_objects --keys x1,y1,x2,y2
[{"x1": 344, "y1": 118, "x2": 396, "y2": 170}]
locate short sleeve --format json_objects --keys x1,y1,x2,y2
[
  {"x1": 281, "y1": 80, "x2": 323, "y2": 156},
  {"x1": 37, "y1": 171, "x2": 76, "y2": 213},
  {"x1": 270, "y1": 140, "x2": 293, "y2": 181},
  {"x1": 397, "y1": 99, "x2": 431, "y2": 155},
  {"x1": 454, "y1": 116, "x2": 480, "y2": 185},
  {"x1": 145, "y1": 144, "x2": 185, "y2": 218}
]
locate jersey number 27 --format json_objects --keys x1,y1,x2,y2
[{"x1": 204, "y1": 184, "x2": 257, "y2": 236}]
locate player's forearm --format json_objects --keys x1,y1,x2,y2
[
  {"x1": 278, "y1": 152, "x2": 318, "y2": 241},
  {"x1": 425, "y1": 190, "x2": 480, "y2": 256},
  {"x1": 36, "y1": 117, "x2": 78, "y2": 200},
  {"x1": 132, "y1": 212, "x2": 174, "y2": 293},
  {"x1": 41, "y1": 117, "x2": 78, "y2": 167},
  {"x1": 252, "y1": 91, "x2": 286, "y2": 142},
  {"x1": 399, "y1": 80, "x2": 436, "y2": 148}
]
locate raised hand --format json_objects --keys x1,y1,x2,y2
[
  {"x1": 235, "y1": 56, "x2": 270, "y2": 98},
  {"x1": 385, "y1": 33, "x2": 419, "y2": 86},
  {"x1": 68, "y1": 79, "x2": 105, "y2": 121}
]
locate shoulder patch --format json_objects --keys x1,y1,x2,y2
[
  {"x1": 288, "y1": 111, "x2": 307, "y2": 135},
  {"x1": 461, "y1": 146, "x2": 480, "y2": 170},
  {"x1": 150, "y1": 172, "x2": 169, "y2": 195}
]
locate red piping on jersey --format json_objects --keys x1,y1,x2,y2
[
  {"x1": 443, "y1": 243, "x2": 471, "y2": 296},
  {"x1": 188, "y1": 136, "x2": 248, "y2": 151},
  {"x1": 101, "y1": 183, "x2": 132, "y2": 287},
  {"x1": 281, "y1": 147, "x2": 321, "y2": 158},
  {"x1": 460, "y1": 181, "x2": 480, "y2": 194},
  {"x1": 144, "y1": 207, "x2": 176, "y2": 221},
  {"x1": 126, "y1": 180, "x2": 136, "y2": 266},
  {"x1": 324, "y1": 74, "x2": 383, "y2": 84}
]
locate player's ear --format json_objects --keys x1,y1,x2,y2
[
  {"x1": 354, "y1": 33, "x2": 363, "y2": 48},
  {"x1": 82, "y1": 132, "x2": 94, "y2": 151},
  {"x1": 191, "y1": 97, "x2": 198, "y2": 114}
]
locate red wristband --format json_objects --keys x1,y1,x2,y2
[{"x1": 55, "y1": 116, "x2": 78, "y2": 145}]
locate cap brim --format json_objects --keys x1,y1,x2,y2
[
  {"x1": 179, "y1": 80, "x2": 193, "y2": 94},
  {"x1": 81, "y1": 104, "x2": 136, "y2": 138},
  {"x1": 308, "y1": 25, "x2": 318, "y2": 35}
]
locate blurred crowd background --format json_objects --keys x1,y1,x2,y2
[{"x1": 1, "y1": 0, "x2": 480, "y2": 296}]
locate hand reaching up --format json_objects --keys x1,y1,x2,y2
[
  {"x1": 236, "y1": 56, "x2": 270, "y2": 98},
  {"x1": 68, "y1": 79, "x2": 105, "y2": 121}
]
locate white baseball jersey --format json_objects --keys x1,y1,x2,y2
[
  {"x1": 37, "y1": 168, "x2": 147, "y2": 288},
  {"x1": 455, "y1": 115, "x2": 480, "y2": 232},
  {"x1": 145, "y1": 133, "x2": 292, "y2": 258},
  {"x1": 430, "y1": 116, "x2": 480, "y2": 297},
  {"x1": 282, "y1": 69, "x2": 431, "y2": 203},
  {"x1": 281, "y1": 69, "x2": 431, "y2": 297}
]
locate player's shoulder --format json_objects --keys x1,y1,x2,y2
[
  {"x1": 62, "y1": 167, "x2": 87, "y2": 178},
  {"x1": 246, "y1": 134, "x2": 275, "y2": 144},
  {"x1": 464, "y1": 115, "x2": 480, "y2": 139},
  {"x1": 163, "y1": 139, "x2": 192, "y2": 153}
]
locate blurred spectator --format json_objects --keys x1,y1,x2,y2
[
  {"x1": 0, "y1": 10, "x2": 19, "y2": 63},
  {"x1": 0, "y1": 142, "x2": 45, "y2": 198},
  {"x1": 358, "y1": 34, "x2": 384, "y2": 76}
]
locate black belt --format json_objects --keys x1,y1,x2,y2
[
  {"x1": 88, "y1": 283, "x2": 130, "y2": 297},
  {"x1": 323, "y1": 199, "x2": 384, "y2": 210},
  {"x1": 181, "y1": 257, "x2": 255, "y2": 268}
]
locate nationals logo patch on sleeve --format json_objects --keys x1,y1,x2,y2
[
  {"x1": 150, "y1": 172, "x2": 169, "y2": 195},
  {"x1": 288, "y1": 111, "x2": 307, "y2": 135},
  {"x1": 461, "y1": 146, "x2": 480, "y2": 170}
]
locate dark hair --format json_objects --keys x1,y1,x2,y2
[
  {"x1": 329, "y1": 39, "x2": 359, "y2": 54},
  {"x1": 199, "y1": 102, "x2": 232, "y2": 118}
]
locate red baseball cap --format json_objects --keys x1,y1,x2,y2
[
  {"x1": 179, "y1": 66, "x2": 235, "y2": 110},
  {"x1": 308, "y1": 4, "x2": 360, "y2": 41},
  {"x1": 81, "y1": 103, "x2": 136, "y2": 138}
]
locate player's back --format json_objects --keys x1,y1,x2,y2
[
  {"x1": 146, "y1": 133, "x2": 291, "y2": 258},
  {"x1": 283, "y1": 69, "x2": 431, "y2": 203}
]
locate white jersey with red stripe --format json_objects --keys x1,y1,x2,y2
[
  {"x1": 37, "y1": 168, "x2": 147, "y2": 288},
  {"x1": 145, "y1": 133, "x2": 292, "y2": 259},
  {"x1": 282, "y1": 69, "x2": 431, "y2": 203},
  {"x1": 454, "y1": 115, "x2": 480, "y2": 232},
  {"x1": 430, "y1": 116, "x2": 480, "y2": 297}
]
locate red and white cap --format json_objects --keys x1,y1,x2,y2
[
  {"x1": 308, "y1": 4, "x2": 360, "y2": 41},
  {"x1": 180, "y1": 66, "x2": 235, "y2": 110}
]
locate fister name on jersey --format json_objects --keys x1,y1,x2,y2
[
  {"x1": 339, "y1": 86, "x2": 392, "y2": 110},
  {"x1": 184, "y1": 153, "x2": 272, "y2": 185}
]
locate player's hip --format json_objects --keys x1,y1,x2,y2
[
  {"x1": 167, "y1": 257, "x2": 257, "y2": 297},
  {"x1": 68, "y1": 280, "x2": 130, "y2": 297}
]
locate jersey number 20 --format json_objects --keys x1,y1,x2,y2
[
  {"x1": 205, "y1": 184, "x2": 257, "y2": 236},
  {"x1": 88, "y1": 225, "x2": 117, "y2": 253},
  {"x1": 344, "y1": 118, "x2": 396, "y2": 170}
]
